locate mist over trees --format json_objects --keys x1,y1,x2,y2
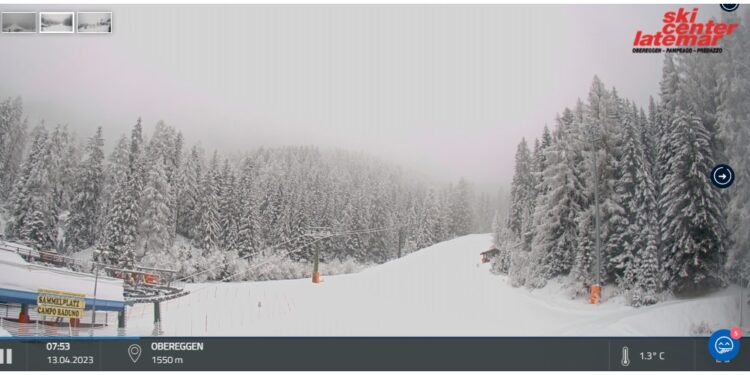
[
  {"x1": 2, "y1": 9, "x2": 748, "y2": 309},
  {"x1": 0, "y1": 105, "x2": 499, "y2": 281},
  {"x1": 493, "y1": 9, "x2": 750, "y2": 306}
]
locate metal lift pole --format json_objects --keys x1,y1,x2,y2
[{"x1": 90, "y1": 263, "x2": 100, "y2": 328}]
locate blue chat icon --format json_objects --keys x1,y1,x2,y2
[{"x1": 708, "y1": 329, "x2": 741, "y2": 362}]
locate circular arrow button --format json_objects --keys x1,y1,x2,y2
[{"x1": 711, "y1": 164, "x2": 735, "y2": 189}]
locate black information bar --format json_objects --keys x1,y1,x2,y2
[{"x1": 0, "y1": 337, "x2": 747, "y2": 371}]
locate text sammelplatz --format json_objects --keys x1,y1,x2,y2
[{"x1": 37, "y1": 295, "x2": 85, "y2": 309}]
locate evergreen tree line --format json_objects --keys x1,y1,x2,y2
[
  {"x1": 494, "y1": 9, "x2": 750, "y2": 306},
  {"x1": 1, "y1": 111, "x2": 499, "y2": 281}
]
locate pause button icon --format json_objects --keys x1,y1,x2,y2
[{"x1": 0, "y1": 349, "x2": 12, "y2": 364}]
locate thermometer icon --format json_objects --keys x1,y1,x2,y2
[{"x1": 621, "y1": 346, "x2": 631, "y2": 367}]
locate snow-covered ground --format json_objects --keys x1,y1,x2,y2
[
  {"x1": 3, "y1": 24, "x2": 34, "y2": 32},
  {"x1": 118, "y1": 233, "x2": 742, "y2": 337},
  {"x1": 78, "y1": 24, "x2": 110, "y2": 32},
  {"x1": 41, "y1": 24, "x2": 72, "y2": 32},
  {"x1": 70, "y1": 246, "x2": 95, "y2": 263}
]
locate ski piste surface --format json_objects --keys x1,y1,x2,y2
[{"x1": 115, "y1": 234, "x2": 737, "y2": 337}]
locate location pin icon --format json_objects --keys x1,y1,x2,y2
[{"x1": 128, "y1": 344, "x2": 142, "y2": 363}]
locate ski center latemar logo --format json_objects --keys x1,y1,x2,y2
[{"x1": 633, "y1": 7, "x2": 740, "y2": 53}]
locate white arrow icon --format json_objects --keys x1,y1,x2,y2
[{"x1": 713, "y1": 166, "x2": 733, "y2": 187}]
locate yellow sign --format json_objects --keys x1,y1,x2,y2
[
  {"x1": 36, "y1": 289, "x2": 86, "y2": 319},
  {"x1": 36, "y1": 306, "x2": 84, "y2": 319}
]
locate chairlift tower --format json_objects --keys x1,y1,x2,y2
[{"x1": 304, "y1": 227, "x2": 332, "y2": 284}]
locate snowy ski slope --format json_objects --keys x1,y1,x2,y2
[{"x1": 124, "y1": 234, "x2": 741, "y2": 336}]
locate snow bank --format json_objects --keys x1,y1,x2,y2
[
  {"x1": 122, "y1": 234, "x2": 742, "y2": 337},
  {"x1": 70, "y1": 247, "x2": 95, "y2": 263},
  {"x1": 0, "y1": 250, "x2": 124, "y2": 303}
]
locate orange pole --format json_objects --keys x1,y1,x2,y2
[
  {"x1": 312, "y1": 241, "x2": 322, "y2": 284},
  {"x1": 590, "y1": 284, "x2": 601, "y2": 304},
  {"x1": 18, "y1": 304, "x2": 29, "y2": 323}
]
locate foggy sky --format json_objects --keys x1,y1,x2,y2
[
  {"x1": 0, "y1": 5, "x2": 721, "y2": 190},
  {"x1": 77, "y1": 12, "x2": 110, "y2": 26},
  {"x1": 2, "y1": 12, "x2": 36, "y2": 29}
]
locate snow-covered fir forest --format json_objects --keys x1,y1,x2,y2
[
  {"x1": 0, "y1": 107, "x2": 497, "y2": 282},
  {"x1": 1, "y1": 10, "x2": 749, "y2": 311},
  {"x1": 493, "y1": 10, "x2": 750, "y2": 307}
]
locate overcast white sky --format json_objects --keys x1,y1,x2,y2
[{"x1": 0, "y1": 5, "x2": 722, "y2": 190}]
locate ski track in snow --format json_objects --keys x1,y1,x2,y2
[{"x1": 116, "y1": 234, "x2": 739, "y2": 337}]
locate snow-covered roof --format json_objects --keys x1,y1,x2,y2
[
  {"x1": 0, "y1": 240, "x2": 39, "y2": 259},
  {"x1": 0, "y1": 250, "x2": 125, "y2": 311}
]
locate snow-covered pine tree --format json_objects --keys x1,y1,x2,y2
[
  {"x1": 236, "y1": 159, "x2": 261, "y2": 260},
  {"x1": 569, "y1": 207, "x2": 596, "y2": 296},
  {"x1": 175, "y1": 145, "x2": 203, "y2": 239},
  {"x1": 679, "y1": 50, "x2": 724, "y2": 161},
  {"x1": 0, "y1": 97, "x2": 28, "y2": 201},
  {"x1": 714, "y1": 8, "x2": 750, "y2": 290},
  {"x1": 533, "y1": 126, "x2": 553, "y2": 197},
  {"x1": 218, "y1": 159, "x2": 240, "y2": 252},
  {"x1": 128, "y1": 118, "x2": 146, "y2": 213},
  {"x1": 142, "y1": 120, "x2": 180, "y2": 247},
  {"x1": 644, "y1": 97, "x2": 659, "y2": 179},
  {"x1": 137, "y1": 159, "x2": 172, "y2": 256},
  {"x1": 4, "y1": 127, "x2": 35, "y2": 240},
  {"x1": 378, "y1": 178, "x2": 400, "y2": 261},
  {"x1": 48, "y1": 125, "x2": 79, "y2": 214},
  {"x1": 66, "y1": 127, "x2": 105, "y2": 251},
  {"x1": 96, "y1": 135, "x2": 128, "y2": 248},
  {"x1": 582, "y1": 78, "x2": 627, "y2": 285},
  {"x1": 99, "y1": 121, "x2": 146, "y2": 266},
  {"x1": 168, "y1": 131, "x2": 183, "y2": 241},
  {"x1": 6, "y1": 125, "x2": 58, "y2": 251},
  {"x1": 260, "y1": 176, "x2": 284, "y2": 249},
  {"x1": 525, "y1": 127, "x2": 554, "y2": 280},
  {"x1": 490, "y1": 211, "x2": 515, "y2": 274},
  {"x1": 631, "y1": 235, "x2": 660, "y2": 306},
  {"x1": 415, "y1": 188, "x2": 442, "y2": 249},
  {"x1": 438, "y1": 187, "x2": 454, "y2": 242},
  {"x1": 659, "y1": 107, "x2": 726, "y2": 294},
  {"x1": 530, "y1": 111, "x2": 585, "y2": 283},
  {"x1": 630, "y1": 105, "x2": 661, "y2": 306},
  {"x1": 344, "y1": 188, "x2": 370, "y2": 260},
  {"x1": 193, "y1": 152, "x2": 221, "y2": 257},
  {"x1": 655, "y1": 55, "x2": 680, "y2": 229},
  {"x1": 630, "y1": 109, "x2": 662, "y2": 307},
  {"x1": 449, "y1": 178, "x2": 473, "y2": 237},
  {"x1": 101, "y1": 168, "x2": 138, "y2": 264},
  {"x1": 567, "y1": 99, "x2": 598, "y2": 296},
  {"x1": 507, "y1": 139, "x2": 535, "y2": 246},
  {"x1": 610, "y1": 102, "x2": 642, "y2": 291},
  {"x1": 491, "y1": 211, "x2": 502, "y2": 248}
]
